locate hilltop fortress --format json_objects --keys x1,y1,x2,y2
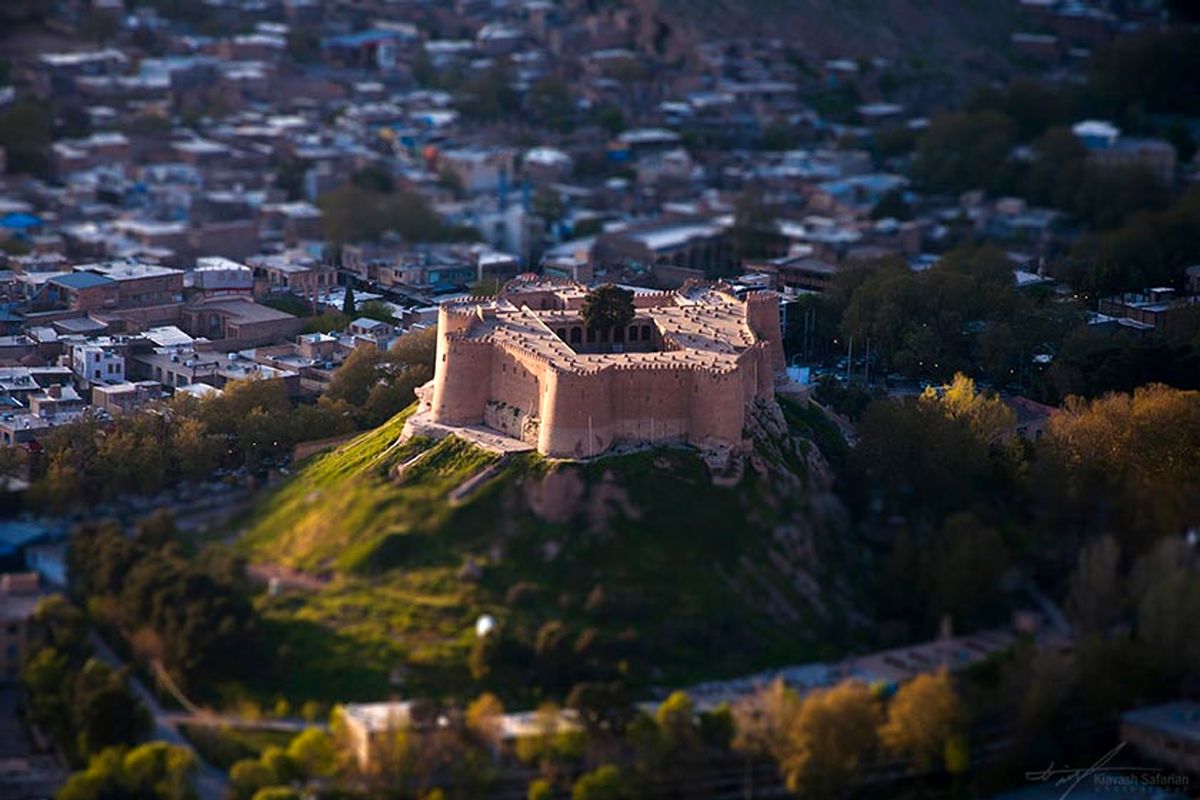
[{"x1": 414, "y1": 276, "x2": 787, "y2": 459}]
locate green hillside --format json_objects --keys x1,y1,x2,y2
[{"x1": 235, "y1": 400, "x2": 862, "y2": 706}]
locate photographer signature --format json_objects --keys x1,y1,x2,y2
[{"x1": 1025, "y1": 742, "x2": 1163, "y2": 799}]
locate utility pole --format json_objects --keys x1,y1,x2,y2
[
  {"x1": 864, "y1": 338, "x2": 871, "y2": 386},
  {"x1": 847, "y1": 336, "x2": 853, "y2": 382},
  {"x1": 588, "y1": 415, "x2": 593, "y2": 459}
]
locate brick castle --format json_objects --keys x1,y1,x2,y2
[{"x1": 416, "y1": 276, "x2": 786, "y2": 459}]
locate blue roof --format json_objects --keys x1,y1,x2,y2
[
  {"x1": 0, "y1": 213, "x2": 41, "y2": 230},
  {"x1": 50, "y1": 272, "x2": 115, "y2": 290}
]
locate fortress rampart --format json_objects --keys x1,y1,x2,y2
[{"x1": 426, "y1": 278, "x2": 787, "y2": 458}]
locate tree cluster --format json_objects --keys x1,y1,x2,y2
[
  {"x1": 67, "y1": 513, "x2": 257, "y2": 692},
  {"x1": 855, "y1": 380, "x2": 1200, "y2": 648},
  {"x1": 56, "y1": 742, "x2": 197, "y2": 800},
  {"x1": 318, "y1": 185, "x2": 470, "y2": 245},
  {"x1": 732, "y1": 671, "x2": 963, "y2": 798},
  {"x1": 834, "y1": 247, "x2": 1079, "y2": 385},
  {"x1": 21, "y1": 595, "x2": 149, "y2": 765}
]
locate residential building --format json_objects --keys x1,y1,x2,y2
[
  {"x1": 71, "y1": 343, "x2": 125, "y2": 385},
  {"x1": 92, "y1": 380, "x2": 163, "y2": 414},
  {"x1": 1098, "y1": 289, "x2": 1200, "y2": 341},
  {"x1": 0, "y1": 573, "x2": 42, "y2": 683},
  {"x1": 1121, "y1": 701, "x2": 1200, "y2": 777},
  {"x1": 181, "y1": 297, "x2": 302, "y2": 346}
]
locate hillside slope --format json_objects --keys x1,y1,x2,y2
[
  {"x1": 236, "y1": 400, "x2": 864, "y2": 704},
  {"x1": 629, "y1": 0, "x2": 1019, "y2": 101}
]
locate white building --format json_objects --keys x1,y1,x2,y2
[{"x1": 71, "y1": 343, "x2": 125, "y2": 385}]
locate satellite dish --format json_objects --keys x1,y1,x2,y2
[{"x1": 475, "y1": 614, "x2": 496, "y2": 638}]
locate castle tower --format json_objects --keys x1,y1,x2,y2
[
  {"x1": 431, "y1": 304, "x2": 492, "y2": 425},
  {"x1": 744, "y1": 292, "x2": 786, "y2": 376}
]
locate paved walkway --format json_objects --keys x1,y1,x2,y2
[
  {"x1": 403, "y1": 410, "x2": 535, "y2": 454},
  {"x1": 88, "y1": 632, "x2": 228, "y2": 800}
]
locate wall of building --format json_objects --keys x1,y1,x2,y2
[
  {"x1": 607, "y1": 364, "x2": 691, "y2": 445},
  {"x1": 538, "y1": 366, "x2": 613, "y2": 458},
  {"x1": 432, "y1": 337, "x2": 493, "y2": 424},
  {"x1": 487, "y1": 347, "x2": 544, "y2": 441}
]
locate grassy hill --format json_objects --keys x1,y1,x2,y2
[{"x1": 234, "y1": 401, "x2": 863, "y2": 707}]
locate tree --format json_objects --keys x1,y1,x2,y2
[
  {"x1": 730, "y1": 184, "x2": 778, "y2": 266},
  {"x1": 594, "y1": 105, "x2": 626, "y2": 136},
  {"x1": 351, "y1": 166, "x2": 394, "y2": 194},
  {"x1": 1044, "y1": 385, "x2": 1200, "y2": 549},
  {"x1": 870, "y1": 188, "x2": 911, "y2": 221},
  {"x1": 390, "y1": 327, "x2": 438, "y2": 371},
  {"x1": 73, "y1": 659, "x2": 146, "y2": 757},
  {"x1": 230, "y1": 758, "x2": 276, "y2": 800},
  {"x1": 911, "y1": 110, "x2": 1017, "y2": 194},
  {"x1": 732, "y1": 678, "x2": 799, "y2": 763},
  {"x1": 250, "y1": 789, "x2": 300, "y2": 800},
  {"x1": 528, "y1": 77, "x2": 575, "y2": 132},
  {"x1": 465, "y1": 693, "x2": 505, "y2": 750},
  {"x1": 778, "y1": 680, "x2": 880, "y2": 798},
  {"x1": 654, "y1": 691, "x2": 700, "y2": 756},
  {"x1": 572, "y1": 764, "x2": 624, "y2": 800},
  {"x1": 1066, "y1": 535, "x2": 1122, "y2": 635},
  {"x1": 286, "y1": 728, "x2": 337, "y2": 779},
  {"x1": 318, "y1": 186, "x2": 446, "y2": 244},
  {"x1": 879, "y1": 669, "x2": 962, "y2": 771},
  {"x1": 0, "y1": 101, "x2": 53, "y2": 176},
  {"x1": 922, "y1": 373, "x2": 1016, "y2": 446},
  {"x1": 342, "y1": 285, "x2": 356, "y2": 316},
  {"x1": 56, "y1": 742, "x2": 195, "y2": 800},
  {"x1": 357, "y1": 300, "x2": 395, "y2": 324},
  {"x1": 1132, "y1": 539, "x2": 1200, "y2": 675},
  {"x1": 580, "y1": 285, "x2": 635, "y2": 335},
  {"x1": 34, "y1": 594, "x2": 87, "y2": 655},
  {"x1": 171, "y1": 417, "x2": 220, "y2": 482},
  {"x1": 528, "y1": 777, "x2": 553, "y2": 800}
]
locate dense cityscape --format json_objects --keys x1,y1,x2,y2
[{"x1": 0, "y1": 0, "x2": 1197, "y2": 798}]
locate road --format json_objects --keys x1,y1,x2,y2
[{"x1": 88, "y1": 632, "x2": 229, "y2": 800}]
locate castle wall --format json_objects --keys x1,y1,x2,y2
[
  {"x1": 484, "y1": 346, "x2": 545, "y2": 442},
  {"x1": 688, "y1": 368, "x2": 747, "y2": 442},
  {"x1": 608, "y1": 365, "x2": 691, "y2": 444},
  {"x1": 755, "y1": 345, "x2": 774, "y2": 396},
  {"x1": 741, "y1": 351, "x2": 762, "y2": 402},
  {"x1": 538, "y1": 367, "x2": 613, "y2": 458}
]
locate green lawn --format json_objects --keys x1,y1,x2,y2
[{"x1": 238, "y1": 406, "x2": 498, "y2": 574}]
